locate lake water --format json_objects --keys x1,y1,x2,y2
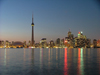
[{"x1": 0, "y1": 48, "x2": 100, "y2": 75}]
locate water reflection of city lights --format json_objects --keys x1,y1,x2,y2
[
  {"x1": 4, "y1": 48, "x2": 6, "y2": 66},
  {"x1": 78, "y1": 48, "x2": 81, "y2": 75},
  {"x1": 64, "y1": 48, "x2": 68, "y2": 75},
  {"x1": 81, "y1": 48, "x2": 84, "y2": 75}
]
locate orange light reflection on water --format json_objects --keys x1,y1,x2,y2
[
  {"x1": 64, "y1": 48, "x2": 68, "y2": 75},
  {"x1": 78, "y1": 48, "x2": 81, "y2": 75}
]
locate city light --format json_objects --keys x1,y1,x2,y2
[
  {"x1": 81, "y1": 31, "x2": 83, "y2": 34},
  {"x1": 46, "y1": 47, "x2": 49, "y2": 48},
  {"x1": 78, "y1": 32, "x2": 80, "y2": 34},
  {"x1": 65, "y1": 40, "x2": 67, "y2": 43}
]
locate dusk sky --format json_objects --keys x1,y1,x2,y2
[{"x1": 0, "y1": 0, "x2": 100, "y2": 43}]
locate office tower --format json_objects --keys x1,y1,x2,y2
[
  {"x1": 75, "y1": 31, "x2": 87, "y2": 47},
  {"x1": 65, "y1": 30, "x2": 74, "y2": 48},
  {"x1": 68, "y1": 29, "x2": 71, "y2": 38},
  {"x1": 66, "y1": 29, "x2": 74, "y2": 42},
  {"x1": 61, "y1": 39, "x2": 64, "y2": 45},
  {"x1": 60, "y1": 39, "x2": 64, "y2": 48},
  {"x1": 69, "y1": 38, "x2": 75, "y2": 48},
  {"x1": 0, "y1": 40, "x2": 4, "y2": 47},
  {"x1": 23, "y1": 41, "x2": 26, "y2": 47},
  {"x1": 97, "y1": 40, "x2": 100, "y2": 47},
  {"x1": 8, "y1": 42, "x2": 11, "y2": 46},
  {"x1": 5, "y1": 40, "x2": 9, "y2": 48},
  {"x1": 40, "y1": 38, "x2": 47, "y2": 48},
  {"x1": 79, "y1": 38, "x2": 85, "y2": 47},
  {"x1": 49, "y1": 40, "x2": 55, "y2": 48},
  {"x1": 78, "y1": 31, "x2": 86, "y2": 39},
  {"x1": 28, "y1": 40, "x2": 31, "y2": 46},
  {"x1": 93, "y1": 39, "x2": 97, "y2": 48},
  {"x1": 31, "y1": 14, "x2": 34, "y2": 46},
  {"x1": 68, "y1": 29, "x2": 73, "y2": 39},
  {"x1": 2, "y1": 41, "x2": 4, "y2": 47},
  {"x1": 55, "y1": 38, "x2": 60, "y2": 47},
  {"x1": 85, "y1": 39, "x2": 91, "y2": 48},
  {"x1": 35, "y1": 43, "x2": 40, "y2": 48}
]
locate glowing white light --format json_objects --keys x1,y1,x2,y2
[
  {"x1": 81, "y1": 31, "x2": 83, "y2": 33},
  {"x1": 56, "y1": 47, "x2": 58, "y2": 48},
  {"x1": 31, "y1": 47, "x2": 35, "y2": 48},
  {"x1": 46, "y1": 47, "x2": 48, "y2": 48},
  {"x1": 31, "y1": 47, "x2": 34, "y2": 48}
]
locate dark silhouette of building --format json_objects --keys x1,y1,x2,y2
[
  {"x1": 85, "y1": 39, "x2": 91, "y2": 48},
  {"x1": 12, "y1": 41, "x2": 23, "y2": 48},
  {"x1": 31, "y1": 14, "x2": 34, "y2": 46},
  {"x1": 49, "y1": 40, "x2": 55, "y2": 48},
  {"x1": 40, "y1": 38, "x2": 47, "y2": 48},
  {"x1": 93, "y1": 39, "x2": 97, "y2": 48},
  {"x1": 0, "y1": 40, "x2": 4, "y2": 46},
  {"x1": 55, "y1": 38, "x2": 60, "y2": 47},
  {"x1": 68, "y1": 29, "x2": 74, "y2": 39}
]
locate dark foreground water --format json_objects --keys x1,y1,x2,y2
[{"x1": 0, "y1": 48, "x2": 100, "y2": 75}]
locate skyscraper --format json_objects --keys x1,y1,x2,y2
[
  {"x1": 55, "y1": 38, "x2": 60, "y2": 47},
  {"x1": 40, "y1": 38, "x2": 47, "y2": 48},
  {"x1": 31, "y1": 14, "x2": 34, "y2": 46},
  {"x1": 93, "y1": 39, "x2": 97, "y2": 48}
]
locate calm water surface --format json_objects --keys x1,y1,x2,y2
[{"x1": 0, "y1": 48, "x2": 100, "y2": 75}]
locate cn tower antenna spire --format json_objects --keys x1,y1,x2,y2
[{"x1": 32, "y1": 12, "x2": 33, "y2": 23}]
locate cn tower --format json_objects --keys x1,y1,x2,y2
[{"x1": 31, "y1": 14, "x2": 34, "y2": 46}]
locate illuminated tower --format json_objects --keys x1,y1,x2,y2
[{"x1": 31, "y1": 14, "x2": 34, "y2": 46}]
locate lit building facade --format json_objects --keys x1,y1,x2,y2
[
  {"x1": 35, "y1": 43, "x2": 40, "y2": 48},
  {"x1": 65, "y1": 30, "x2": 74, "y2": 48},
  {"x1": 75, "y1": 31, "x2": 88, "y2": 48},
  {"x1": 40, "y1": 38, "x2": 47, "y2": 48},
  {"x1": 60, "y1": 39, "x2": 65, "y2": 48},
  {"x1": 85, "y1": 39, "x2": 91, "y2": 48},
  {"x1": 78, "y1": 31, "x2": 86, "y2": 39},
  {"x1": 12, "y1": 41, "x2": 23, "y2": 48},
  {"x1": 23, "y1": 41, "x2": 27, "y2": 47},
  {"x1": 5, "y1": 40, "x2": 9, "y2": 48},
  {"x1": 97, "y1": 40, "x2": 100, "y2": 47},
  {"x1": 55, "y1": 38, "x2": 60, "y2": 47},
  {"x1": 0, "y1": 40, "x2": 4, "y2": 48},
  {"x1": 68, "y1": 29, "x2": 74, "y2": 39},
  {"x1": 28, "y1": 40, "x2": 31, "y2": 46},
  {"x1": 49, "y1": 40, "x2": 55, "y2": 48}
]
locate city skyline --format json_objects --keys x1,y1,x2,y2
[{"x1": 0, "y1": 0, "x2": 100, "y2": 43}]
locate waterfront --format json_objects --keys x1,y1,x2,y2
[{"x1": 0, "y1": 48, "x2": 100, "y2": 75}]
